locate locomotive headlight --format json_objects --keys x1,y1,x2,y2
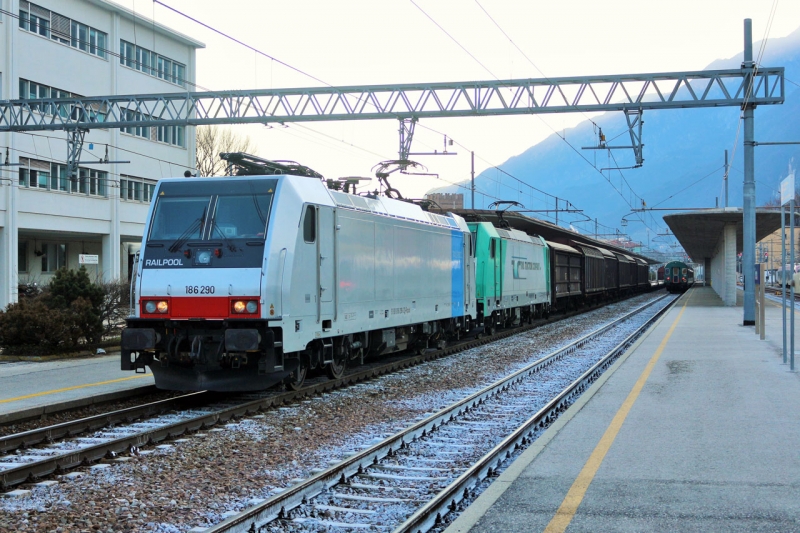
[
  {"x1": 197, "y1": 250, "x2": 212, "y2": 264},
  {"x1": 233, "y1": 300, "x2": 246, "y2": 313},
  {"x1": 156, "y1": 301, "x2": 169, "y2": 313},
  {"x1": 245, "y1": 301, "x2": 258, "y2": 314},
  {"x1": 145, "y1": 301, "x2": 157, "y2": 314}
]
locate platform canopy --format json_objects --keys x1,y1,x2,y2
[{"x1": 663, "y1": 208, "x2": 783, "y2": 261}]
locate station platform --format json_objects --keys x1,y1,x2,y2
[
  {"x1": 0, "y1": 352, "x2": 154, "y2": 423},
  {"x1": 446, "y1": 286, "x2": 800, "y2": 533}
]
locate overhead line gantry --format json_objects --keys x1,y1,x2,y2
[{"x1": 0, "y1": 67, "x2": 784, "y2": 164}]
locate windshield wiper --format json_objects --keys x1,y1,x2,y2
[{"x1": 168, "y1": 206, "x2": 206, "y2": 253}]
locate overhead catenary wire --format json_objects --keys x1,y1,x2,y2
[
  {"x1": 472, "y1": 0, "x2": 600, "y2": 131},
  {"x1": 650, "y1": 164, "x2": 726, "y2": 208},
  {"x1": 407, "y1": 0, "x2": 498, "y2": 81},
  {"x1": 146, "y1": 1, "x2": 605, "y2": 229},
  {"x1": 152, "y1": 0, "x2": 330, "y2": 88}
]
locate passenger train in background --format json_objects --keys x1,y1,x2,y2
[
  {"x1": 662, "y1": 261, "x2": 695, "y2": 293},
  {"x1": 121, "y1": 154, "x2": 661, "y2": 392}
]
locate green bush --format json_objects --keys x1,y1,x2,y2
[
  {"x1": 0, "y1": 298, "x2": 73, "y2": 355},
  {"x1": 46, "y1": 266, "x2": 105, "y2": 344},
  {"x1": 47, "y1": 266, "x2": 104, "y2": 310},
  {"x1": 0, "y1": 267, "x2": 110, "y2": 355}
]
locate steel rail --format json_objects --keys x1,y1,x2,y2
[
  {"x1": 0, "y1": 391, "x2": 208, "y2": 454},
  {"x1": 396, "y1": 295, "x2": 677, "y2": 533},
  {"x1": 0, "y1": 384, "x2": 161, "y2": 426},
  {"x1": 0, "y1": 291, "x2": 661, "y2": 490},
  {"x1": 203, "y1": 293, "x2": 673, "y2": 533}
]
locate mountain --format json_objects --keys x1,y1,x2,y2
[{"x1": 430, "y1": 27, "x2": 800, "y2": 253}]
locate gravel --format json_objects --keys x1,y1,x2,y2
[{"x1": 0, "y1": 293, "x2": 666, "y2": 533}]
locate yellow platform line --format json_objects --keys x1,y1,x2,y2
[
  {"x1": 0, "y1": 374, "x2": 151, "y2": 405},
  {"x1": 544, "y1": 292, "x2": 691, "y2": 533}
]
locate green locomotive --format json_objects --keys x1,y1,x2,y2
[{"x1": 468, "y1": 222, "x2": 551, "y2": 334}]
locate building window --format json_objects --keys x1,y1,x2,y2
[
  {"x1": 157, "y1": 124, "x2": 186, "y2": 148},
  {"x1": 19, "y1": 1, "x2": 107, "y2": 59},
  {"x1": 19, "y1": 157, "x2": 107, "y2": 198},
  {"x1": 19, "y1": 78, "x2": 107, "y2": 122},
  {"x1": 50, "y1": 163, "x2": 71, "y2": 192},
  {"x1": 121, "y1": 109, "x2": 150, "y2": 139},
  {"x1": 120, "y1": 40, "x2": 186, "y2": 87},
  {"x1": 120, "y1": 109, "x2": 185, "y2": 148},
  {"x1": 42, "y1": 243, "x2": 67, "y2": 272},
  {"x1": 19, "y1": 157, "x2": 50, "y2": 188},
  {"x1": 77, "y1": 168, "x2": 107, "y2": 196},
  {"x1": 121, "y1": 175, "x2": 157, "y2": 203},
  {"x1": 18, "y1": 242, "x2": 29, "y2": 273}
]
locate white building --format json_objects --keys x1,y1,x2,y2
[{"x1": 0, "y1": 0, "x2": 204, "y2": 309}]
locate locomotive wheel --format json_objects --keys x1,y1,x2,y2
[
  {"x1": 326, "y1": 338, "x2": 348, "y2": 379},
  {"x1": 284, "y1": 356, "x2": 309, "y2": 391}
]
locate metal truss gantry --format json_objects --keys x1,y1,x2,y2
[{"x1": 0, "y1": 68, "x2": 783, "y2": 133}]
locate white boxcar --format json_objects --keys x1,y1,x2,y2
[{"x1": 122, "y1": 174, "x2": 475, "y2": 391}]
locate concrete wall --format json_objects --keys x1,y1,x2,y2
[{"x1": 710, "y1": 223, "x2": 737, "y2": 306}]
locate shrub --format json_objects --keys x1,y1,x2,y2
[
  {"x1": 0, "y1": 268, "x2": 122, "y2": 354},
  {"x1": 0, "y1": 298, "x2": 73, "y2": 355},
  {"x1": 47, "y1": 266, "x2": 104, "y2": 310},
  {"x1": 46, "y1": 267, "x2": 104, "y2": 344}
]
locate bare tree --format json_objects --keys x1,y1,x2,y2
[
  {"x1": 94, "y1": 279, "x2": 130, "y2": 338},
  {"x1": 196, "y1": 126, "x2": 256, "y2": 177}
]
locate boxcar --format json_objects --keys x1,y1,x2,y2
[
  {"x1": 599, "y1": 247, "x2": 619, "y2": 295},
  {"x1": 549, "y1": 241, "x2": 583, "y2": 309},
  {"x1": 615, "y1": 252, "x2": 637, "y2": 292},
  {"x1": 574, "y1": 244, "x2": 607, "y2": 300},
  {"x1": 635, "y1": 257, "x2": 651, "y2": 291}
]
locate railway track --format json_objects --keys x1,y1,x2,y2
[
  {"x1": 765, "y1": 286, "x2": 800, "y2": 301},
  {"x1": 0, "y1": 293, "x2": 659, "y2": 491},
  {"x1": 199, "y1": 293, "x2": 676, "y2": 533}
]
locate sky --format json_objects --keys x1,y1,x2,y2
[{"x1": 117, "y1": 0, "x2": 800, "y2": 216}]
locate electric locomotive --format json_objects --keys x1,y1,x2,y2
[
  {"x1": 469, "y1": 222, "x2": 550, "y2": 334},
  {"x1": 664, "y1": 260, "x2": 694, "y2": 293},
  {"x1": 121, "y1": 154, "x2": 476, "y2": 391}
]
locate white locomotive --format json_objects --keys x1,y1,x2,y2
[{"x1": 122, "y1": 154, "x2": 476, "y2": 391}]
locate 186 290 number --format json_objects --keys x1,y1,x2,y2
[{"x1": 185, "y1": 285, "x2": 215, "y2": 294}]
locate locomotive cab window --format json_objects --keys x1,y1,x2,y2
[
  {"x1": 143, "y1": 180, "x2": 276, "y2": 269},
  {"x1": 490, "y1": 239, "x2": 496, "y2": 259},
  {"x1": 148, "y1": 180, "x2": 276, "y2": 242},
  {"x1": 303, "y1": 205, "x2": 316, "y2": 243}
]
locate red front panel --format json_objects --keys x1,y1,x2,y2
[
  {"x1": 170, "y1": 297, "x2": 230, "y2": 318},
  {"x1": 140, "y1": 297, "x2": 260, "y2": 319}
]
